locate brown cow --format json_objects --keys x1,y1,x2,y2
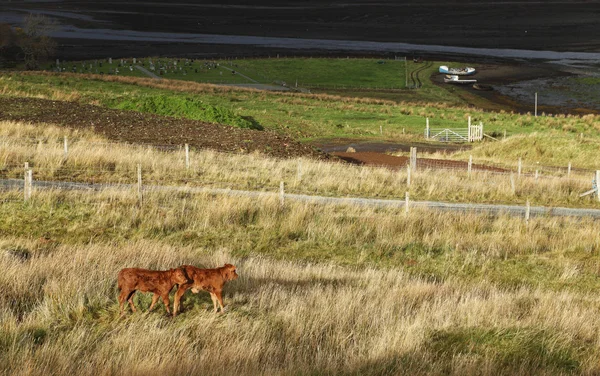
[
  {"x1": 173, "y1": 264, "x2": 238, "y2": 316},
  {"x1": 117, "y1": 267, "x2": 189, "y2": 315}
]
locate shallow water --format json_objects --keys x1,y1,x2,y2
[{"x1": 495, "y1": 76, "x2": 600, "y2": 112}]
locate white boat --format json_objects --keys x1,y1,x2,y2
[
  {"x1": 439, "y1": 65, "x2": 476, "y2": 76},
  {"x1": 444, "y1": 75, "x2": 477, "y2": 84}
]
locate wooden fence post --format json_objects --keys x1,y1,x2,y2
[
  {"x1": 137, "y1": 164, "x2": 143, "y2": 203},
  {"x1": 63, "y1": 136, "x2": 68, "y2": 158},
  {"x1": 280, "y1": 181, "x2": 285, "y2": 206},
  {"x1": 468, "y1": 155, "x2": 473, "y2": 175},
  {"x1": 510, "y1": 172, "x2": 515, "y2": 195},
  {"x1": 185, "y1": 144, "x2": 190, "y2": 169},
  {"x1": 24, "y1": 169, "x2": 32, "y2": 202},
  {"x1": 406, "y1": 165, "x2": 411, "y2": 187},
  {"x1": 518, "y1": 158, "x2": 522, "y2": 177},
  {"x1": 410, "y1": 147, "x2": 417, "y2": 171},
  {"x1": 380, "y1": 125, "x2": 383, "y2": 135},
  {"x1": 405, "y1": 192, "x2": 409, "y2": 214},
  {"x1": 567, "y1": 162, "x2": 571, "y2": 178},
  {"x1": 535, "y1": 170, "x2": 539, "y2": 180},
  {"x1": 597, "y1": 171, "x2": 600, "y2": 202},
  {"x1": 425, "y1": 118, "x2": 430, "y2": 139},
  {"x1": 525, "y1": 200, "x2": 530, "y2": 224}
]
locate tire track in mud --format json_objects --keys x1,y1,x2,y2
[{"x1": 408, "y1": 60, "x2": 432, "y2": 88}]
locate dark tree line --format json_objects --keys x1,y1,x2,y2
[{"x1": 0, "y1": 14, "x2": 57, "y2": 69}]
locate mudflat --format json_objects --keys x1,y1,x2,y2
[{"x1": 3, "y1": 0, "x2": 600, "y2": 57}]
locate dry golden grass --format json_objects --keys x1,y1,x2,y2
[
  {"x1": 0, "y1": 121, "x2": 597, "y2": 209},
  {"x1": 1, "y1": 178, "x2": 600, "y2": 374},
  {"x1": 1, "y1": 236, "x2": 599, "y2": 375}
]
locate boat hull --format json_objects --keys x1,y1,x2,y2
[{"x1": 439, "y1": 65, "x2": 476, "y2": 75}]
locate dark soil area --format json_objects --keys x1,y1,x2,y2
[
  {"x1": 0, "y1": 97, "x2": 326, "y2": 159},
  {"x1": 333, "y1": 152, "x2": 507, "y2": 173},
  {"x1": 429, "y1": 62, "x2": 597, "y2": 115},
  {"x1": 316, "y1": 140, "x2": 470, "y2": 154}
]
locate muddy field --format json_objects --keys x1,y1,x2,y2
[
  {"x1": 333, "y1": 152, "x2": 506, "y2": 173},
  {"x1": 0, "y1": 97, "x2": 325, "y2": 159}
]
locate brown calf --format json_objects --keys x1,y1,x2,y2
[
  {"x1": 173, "y1": 264, "x2": 238, "y2": 316},
  {"x1": 117, "y1": 267, "x2": 189, "y2": 315}
]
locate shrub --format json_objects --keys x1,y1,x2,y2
[{"x1": 116, "y1": 95, "x2": 263, "y2": 130}]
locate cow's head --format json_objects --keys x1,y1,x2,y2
[
  {"x1": 172, "y1": 267, "x2": 189, "y2": 285},
  {"x1": 223, "y1": 264, "x2": 239, "y2": 281}
]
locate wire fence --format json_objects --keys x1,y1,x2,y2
[
  {"x1": 1, "y1": 136, "x2": 598, "y2": 195},
  {"x1": 2, "y1": 136, "x2": 596, "y2": 177},
  {"x1": 3, "y1": 177, "x2": 600, "y2": 220}
]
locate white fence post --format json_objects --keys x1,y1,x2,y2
[
  {"x1": 525, "y1": 200, "x2": 531, "y2": 224},
  {"x1": 425, "y1": 118, "x2": 430, "y2": 139},
  {"x1": 137, "y1": 164, "x2": 143, "y2": 203},
  {"x1": 405, "y1": 192, "x2": 409, "y2": 214},
  {"x1": 380, "y1": 125, "x2": 383, "y2": 135},
  {"x1": 406, "y1": 165, "x2": 411, "y2": 187},
  {"x1": 567, "y1": 162, "x2": 571, "y2": 178},
  {"x1": 185, "y1": 144, "x2": 190, "y2": 169},
  {"x1": 280, "y1": 181, "x2": 285, "y2": 206},
  {"x1": 535, "y1": 170, "x2": 539, "y2": 180},
  {"x1": 63, "y1": 136, "x2": 68, "y2": 158},
  {"x1": 518, "y1": 158, "x2": 522, "y2": 177}
]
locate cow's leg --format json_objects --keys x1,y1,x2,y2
[
  {"x1": 118, "y1": 289, "x2": 131, "y2": 315},
  {"x1": 214, "y1": 290, "x2": 226, "y2": 313},
  {"x1": 148, "y1": 293, "x2": 159, "y2": 312},
  {"x1": 161, "y1": 294, "x2": 171, "y2": 314},
  {"x1": 173, "y1": 283, "x2": 191, "y2": 316},
  {"x1": 209, "y1": 292, "x2": 218, "y2": 312},
  {"x1": 127, "y1": 291, "x2": 137, "y2": 313}
]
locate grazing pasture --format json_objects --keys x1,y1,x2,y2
[
  {"x1": 1, "y1": 189, "x2": 600, "y2": 375},
  {"x1": 1, "y1": 65, "x2": 600, "y2": 374}
]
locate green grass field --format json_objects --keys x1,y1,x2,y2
[{"x1": 46, "y1": 57, "x2": 409, "y2": 88}]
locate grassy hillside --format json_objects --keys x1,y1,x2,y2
[
  {"x1": 1, "y1": 72, "x2": 599, "y2": 150},
  {"x1": 0, "y1": 120, "x2": 597, "y2": 208},
  {"x1": 1, "y1": 188, "x2": 600, "y2": 375},
  {"x1": 2, "y1": 67, "x2": 600, "y2": 374}
]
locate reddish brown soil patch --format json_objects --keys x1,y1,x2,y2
[
  {"x1": 0, "y1": 97, "x2": 326, "y2": 159},
  {"x1": 334, "y1": 152, "x2": 507, "y2": 172}
]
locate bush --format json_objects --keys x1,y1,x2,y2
[{"x1": 116, "y1": 95, "x2": 263, "y2": 130}]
